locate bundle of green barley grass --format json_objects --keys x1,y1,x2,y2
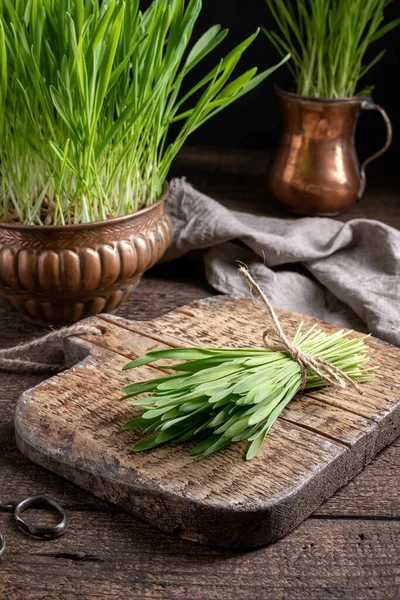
[{"x1": 121, "y1": 273, "x2": 375, "y2": 460}]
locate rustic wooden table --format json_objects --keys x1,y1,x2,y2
[{"x1": 1, "y1": 148, "x2": 399, "y2": 600}]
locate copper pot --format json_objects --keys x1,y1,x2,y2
[
  {"x1": 0, "y1": 183, "x2": 171, "y2": 327},
  {"x1": 268, "y1": 88, "x2": 393, "y2": 215}
]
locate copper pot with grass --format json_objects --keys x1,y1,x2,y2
[
  {"x1": 0, "y1": 0, "x2": 287, "y2": 327},
  {"x1": 0, "y1": 186, "x2": 171, "y2": 326},
  {"x1": 263, "y1": 0, "x2": 397, "y2": 215}
]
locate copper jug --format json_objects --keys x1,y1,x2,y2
[{"x1": 268, "y1": 88, "x2": 393, "y2": 215}]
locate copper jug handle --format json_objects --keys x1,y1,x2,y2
[{"x1": 358, "y1": 99, "x2": 393, "y2": 200}]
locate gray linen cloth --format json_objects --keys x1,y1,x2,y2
[{"x1": 165, "y1": 178, "x2": 400, "y2": 346}]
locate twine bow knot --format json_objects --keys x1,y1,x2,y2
[{"x1": 238, "y1": 266, "x2": 363, "y2": 394}]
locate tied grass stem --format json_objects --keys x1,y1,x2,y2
[{"x1": 121, "y1": 324, "x2": 376, "y2": 460}]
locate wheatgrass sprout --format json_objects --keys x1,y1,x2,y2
[
  {"x1": 0, "y1": 0, "x2": 288, "y2": 226},
  {"x1": 263, "y1": 0, "x2": 399, "y2": 98},
  {"x1": 121, "y1": 324, "x2": 375, "y2": 460}
]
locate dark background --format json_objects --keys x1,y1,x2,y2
[{"x1": 167, "y1": 0, "x2": 400, "y2": 177}]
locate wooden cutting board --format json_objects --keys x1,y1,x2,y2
[{"x1": 14, "y1": 297, "x2": 400, "y2": 549}]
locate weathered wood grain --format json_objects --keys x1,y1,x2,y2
[
  {"x1": 0, "y1": 434, "x2": 398, "y2": 516},
  {"x1": 14, "y1": 296, "x2": 400, "y2": 548},
  {"x1": 1, "y1": 510, "x2": 399, "y2": 600},
  {"x1": 1, "y1": 145, "x2": 400, "y2": 597},
  {"x1": 1, "y1": 274, "x2": 399, "y2": 600}
]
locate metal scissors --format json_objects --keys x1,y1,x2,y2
[{"x1": 0, "y1": 495, "x2": 69, "y2": 557}]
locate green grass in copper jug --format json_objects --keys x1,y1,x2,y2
[{"x1": 263, "y1": 0, "x2": 399, "y2": 98}]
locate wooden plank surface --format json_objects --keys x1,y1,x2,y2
[
  {"x1": 14, "y1": 296, "x2": 400, "y2": 549},
  {"x1": 1, "y1": 512, "x2": 399, "y2": 600},
  {"x1": 0, "y1": 146, "x2": 399, "y2": 598},
  {"x1": 1, "y1": 273, "x2": 400, "y2": 599}
]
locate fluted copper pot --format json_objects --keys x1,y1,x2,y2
[
  {"x1": 268, "y1": 88, "x2": 392, "y2": 215},
  {"x1": 0, "y1": 183, "x2": 172, "y2": 327}
]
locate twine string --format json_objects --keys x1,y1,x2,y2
[
  {"x1": 238, "y1": 266, "x2": 363, "y2": 394},
  {"x1": 0, "y1": 268, "x2": 363, "y2": 393},
  {"x1": 0, "y1": 324, "x2": 106, "y2": 373}
]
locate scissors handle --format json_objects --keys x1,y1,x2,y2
[
  {"x1": 0, "y1": 495, "x2": 69, "y2": 542},
  {"x1": 14, "y1": 495, "x2": 69, "y2": 540}
]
